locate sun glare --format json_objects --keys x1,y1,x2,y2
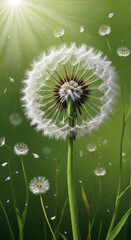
[{"x1": 8, "y1": 0, "x2": 22, "y2": 7}]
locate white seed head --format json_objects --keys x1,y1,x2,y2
[
  {"x1": 99, "y1": 25, "x2": 111, "y2": 36},
  {"x1": 54, "y1": 27, "x2": 65, "y2": 38},
  {"x1": 0, "y1": 137, "x2": 5, "y2": 147},
  {"x1": 9, "y1": 113, "x2": 22, "y2": 126},
  {"x1": 87, "y1": 143, "x2": 97, "y2": 152},
  {"x1": 14, "y1": 142, "x2": 29, "y2": 155},
  {"x1": 94, "y1": 167, "x2": 106, "y2": 176},
  {"x1": 22, "y1": 43, "x2": 118, "y2": 140},
  {"x1": 116, "y1": 46, "x2": 130, "y2": 57},
  {"x1": 29, "y1": 176, "x2": 50, "y2": 195}
]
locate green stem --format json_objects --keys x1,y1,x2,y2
[
  {"x1": 20, "y1": 157, "x2": 29, "y2": 223},
  {"x1": 40, "y1": 194, "x2": 56, "y2": 240},
  {"x1": 67, "y1": 98, "x2": 80, "y2": 240},
  {"x1": 105, "y1": 108, "x2": 130, "y2": 239},
  {"x1": 105, "y1": 35, "x2": 112, "y2": 54},
  {"x1": 0, "y1": 201, "x2": 15, "y2": 240}
]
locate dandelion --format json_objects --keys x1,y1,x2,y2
[
  {"x1": 87, "y1": 143, "x2": 97, "y2": 152},
  {"x1": 29, "y1": 177, "x2": 56, "y2": 240},
  {"x1": 54, "y1": 27, "x2": 65, "y2": 38},
  {"x1": 9, "y1": 113, "x2": 22, "y2": 126},
  {"x1": 29, "y1": 176, "x2": 50, "y2": 195},
  {"x1": 22, "y1": 43, "x2": 117, "y2": 140},
  {"x1": 116, "y1": 47, "x2": 130, "y2": 57},
  {"x1": 0, "y1": 137, "x2": 5, "y2": 147},
  {"x1": 42, "y1": 147, "x2": 51, "y2": 155},
  {"x1": 14, "y1": 142, "x2": 29, "y2": 155},
  {"x1": 99, "y1": 25, "x2": 111, "y2": 36},
  {"x1": 94, "y1": 167, "x2": 106, "y2": 176}
]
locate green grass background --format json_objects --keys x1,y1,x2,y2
[{"x1": 0, "y1": 0, "x2": 130, "y2": 239}]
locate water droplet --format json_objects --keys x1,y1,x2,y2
[
  {"x1": 80, "y1": 25, "x2": 84, "y2": 33},
  {"x1": 5, "y1": 176, "x2": 11, "y2": 181},
  {"x1": 25, "y1": 203, "x2": 28, "y2": 206},
  {"x1": 108, "y1": 13, "x2": 114, "y2": 18},
  {"x1": 7, "y1": 200, "x2": 10, "y2": 203},
  {"x1": 45, "y1": 205, "x2": 48, "y2": 209},
  {"x1": 50, "y1": 216, "x2": 56, "y2": 221},
  {"x1": 32, "y1": 153, "x2": 39, "y2": 159},
  {"x1": 107, "y1": 209, "x2": 110, "y2": 213},
  {"x1": 19, "y1": 51, "x2": 22, "y2": 55},
  {"x1": 9, "y1": 77, "x2": 14, "y2": 83},
  {"x1": 53, "y1": 193, "x2": 56, "y2": 197},
  {"x1": 103, "y1": 139, "x2": 107, "y2": 146},
  {"x1": 109, "y1": 162, "x2": 112, "y2": 166},
  {"x1": 15, "y1": 171, "x2": 19, "y2": 174},
  {"x1": 122, "y1": 152, "x2": 126, "y2": 157},
  {"x1": 79, "y1": 180, "x2": 82, "y2": 184},
  {"x1": 0, "y1": 137, "x2": 5, "y2": 147},
  {"x1": 8, "y1": 36, "x2": 11, "y2": 39},
  {"x1": 1, "y1": 162, "x2": 8, "y2": 167},
  {"x1": 64, "y1": 231, "x2": 67, "y2": 235}
]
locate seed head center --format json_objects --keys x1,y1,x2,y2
[{"x1": 59, "y1": 80, "x2": 83, "y2": 102}]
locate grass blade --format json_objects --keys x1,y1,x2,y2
[{"x1": 59, "y1": 233, "x2": 68, "y2": 240}]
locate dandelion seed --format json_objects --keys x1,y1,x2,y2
[
  {"x1": 87, "y1": 143, "x2": 97, "y2": 152},
  {"x1": 45, "y1": 205, "x2": 48, "y2": 208},
  {"x1": 99, "y1": 25, "x2": 111, "y2": 36},
  {"x1": 14, "y1": 142, "x2": 29, "y2": 155},
  {"x1": 42, "y1": 147, "x2": 51, "y2": 155},
  {"x1": 1, "y1": 162, "x2": 8, "y2": 167},
  {"x1": 109, "y1": 162, "x2": 112, "y2": 166},
  {"x1": 5, "y1": 176, "x2": 11, "y2": 181},
  {"x1": 64, "y1": 231, "x2": 68, "y2": 235},
  {"x1": 117, "y1": 47, "x2": 130, "y2": 57},
  {"x1": 7, "y1": 200, "x2": 10, "y2": 203},
  {"x1": 80, "y1": 25, "x2": 84, "y2": 33},
  {"x1": 22, "y1": 43, "x2": 118, "y2": 140},
  {"x1": 50, "y1": 216, "x2": 56, "y2": 221},
  {"x1": 108, "y1": 13, "x2": 114, "y2": 18},
  {"x1": 54, "y1": 27, "x2": 65, "y2": 38},
  {"x1": 0, "y1": 137, "x2": 5, "y2": 147},
  {"x1": 122, "y1": 152, "x2": 126, "y2": 157},
  {"x1": 32, "y1": 153, "x2": 39, "y2": 158},
  {"x1": 29, "y1": 176, "x2": 50, "y2": 195},
  {"x1": 103, "y1": 139, "x2": 107, "y2": 146},
  {"x1": 3, "y1": 88, "x2": 7, "y2": 94},
  {"x1": 79, "y1": 150, "x2": 83, "y2": 157},
  {"x1": 9, "y1": 77, "x2": 14, "y2": 82},
  {"x1": 9, "y1": 113, "x2": 22, "y2": 126},
  {"x1": 94, "y1": 167, "x2": 106, "y2": 176},
  {"x1": 107, "y1": 209, "x2": 110, "y2": 213}
]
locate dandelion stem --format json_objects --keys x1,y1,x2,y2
[
  {"x1": 105, "y1": 107, "x2": 130, "y2": 239},
  {"x1": 20, "y1": 157, "x2": 29, "y2": 224},
  {"x1": 40, "y1": 194, "x2": 56, "y2": 240},
  {"x1": 0, "y1": 201, "x2": 15, "y2": 240},
  {"x1": 67, "y1": 98, "x2": 81, "y2": 240},
  {"x1": 105, "y1": 35, "x2": 112, "y2": 54}
]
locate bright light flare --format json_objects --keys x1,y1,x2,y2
[{"x1": 8, "y1": 0, "x2": 22, "y2": 7}]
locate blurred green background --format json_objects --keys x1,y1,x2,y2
[{"x1": 0, "y1": 0, "x2": 130, "y2": 239}]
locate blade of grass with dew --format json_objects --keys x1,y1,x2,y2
[
  {"x1": 0, "y1": 201, "x2": 15, "y2": 240},
  {"x1": 107, "y1": 208, "x2": 131, "y2": 240},
  {"x1": 59, "y1": 233, "x2": 68, "y2": 240}
]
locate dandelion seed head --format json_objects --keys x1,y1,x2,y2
[
  {"x1": 14, "y1": 142, "x2": 29, "y2": 155},
  {"x1": 99, "y1": 25, "x2": 111, "y2": 36},
  {"x1": 0, "y1": 137, "x2": 5, "y2": 147},
  {"x1": 87, "y1": 143, "x2": 97, "y2": 152},
  {"x1": 54, "y1": 27, "x2": 65, "y2": 38},
  {"x1": 29, "y1": 176, "x2": 50, "y2": 195},
  {"x1": 9, "y1": 113, "x2": 22, "y2": 126},
  {"x1": 94, "y1": 167, "x2": 106, "y2": 176},
  {"x1": 22, "y1": 43, "x2": 118, "y2": 140},
  {"x1": 117, "y1": 47, "x2": 130, "y2": 57}
]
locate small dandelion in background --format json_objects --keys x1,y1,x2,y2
[
  {"x1": 42, "y1": 147, "x2": 51, "y2": 155},
  {"x1": 87, "y1": 143, "x2": 97, "y2": 152},
  {"x1": 116, "y1": 47, "x2": 130, "y2": 57},
  {"x1": 14, "y1": 142, "x2": 29, "y2": 155},
  {"x1": 99, "y1": 25, "x2": 111, "y2": 36},
  {"x1": 29, "y1": 176, "x2": 50, "y2": 195},
  {"x1": 108, "y1": 13, "x2": 114, "y2": 18},
  {"x1": 94, "y1": 167, "x2": 106, "y2": 176},
  {"x1": 80, "y1": 25, "x2": 84, "y2": 33},
  {"x1": 0, "y1": 137, "x2": 5, "y2": 147},
  {"x1": 54, "y1": 27, "x2": 65, "y2": 38},
  {"x1": 9, "y1": 113, "x2": 22, "y2": 126}
]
